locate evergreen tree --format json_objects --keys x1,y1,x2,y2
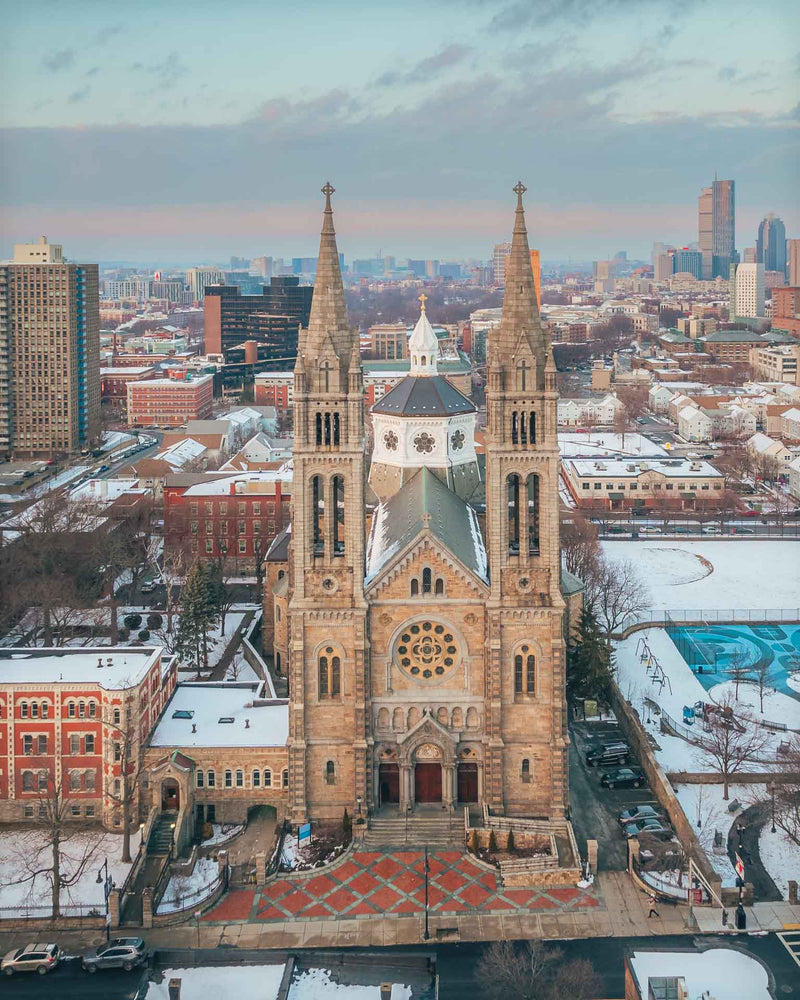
[
  {"x1": 175, "y1": 561, "x2": 219, "y2": 676},
  {"x1": 567, "y1": 606, "x2": 614, "y2": 705}
]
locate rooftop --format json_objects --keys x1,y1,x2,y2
[
  {"x1": 566, "y1": 458, "x2": 721, "y2": 478},
  {"x1": 150, "y1": 683, "x2": 289, "y2": 748},
  {"x1": 0, "y1": 647, "x2": 162, "y2": 689},
  {"x1": 372, "y1": 374, "x2": 475, "y2": 417}
]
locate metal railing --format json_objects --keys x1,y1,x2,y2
[
  {"x1": 155, "y1": 866, "x2": 227, "y2": 917},
  {"x1": 620, "y1": 607, "x2": 800, "y2": 634},
  {"x1": 660, "y1": 708, "x2": 782, "y2": 763},
  {"x1": 0, "y1": 901, "x2": 105, "y2": 922}
]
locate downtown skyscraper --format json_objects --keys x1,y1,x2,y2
[
  {"x1": 756, "y1": 214, "x2": 787, "y2": 276},
  {"x1": 698, "y1": 178, "x2": 736, "y2": 280}
]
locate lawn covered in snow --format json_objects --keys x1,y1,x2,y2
[
  {"x1": 156, "y1": 857, "x2": 219, "y2": 914},
  {"x1": 673, "y1": 783, "x2": 753, "y2": 888},
  {"x1": 758, "y1": 823, "x2": 800, "y2": 900},
  {"x1": 602, "y1": 539, "x2": 800, "y2": 612},
  {"x1": 0, "y1": 827, "x2": 137, "y2": 916},
  {"x1": 628, "y1": 948, "x2": 770, "y2": 1000},
  {"x1": 145, "y1": 965, "x2": 284, "y2": 999}
]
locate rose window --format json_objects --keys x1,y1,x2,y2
[
  {"x1": 394, "y1": 621, "x2": 458, "y2": 680},
  {"x1": 450, "y1": 429, "x2": 465, "y2": 451},
  {"x1": 384, "y1": 430, "x2": 398, "y2": 451},
  {"x1": 413, "y1": 432, "x2": 436, "y2": 454}
]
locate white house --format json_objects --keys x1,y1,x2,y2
[
  {"x1": 648, "y1": 384, "x2": 675, "y2": 414},
  {"x1": 789, "y1": 455, "x2": 800, "y2": 499},
  {"x1": 746, "y1": 432, "x2": 794, "y2": 467},
  {"x1": 557, "y1": 393, "x2": 623, "y2": 427},
  {"x1": 677, "y1": 405, "x2": 713, "y2": 442},
  {"x1": 780, "y1": 407, "x2": 800, "y2": 442}
]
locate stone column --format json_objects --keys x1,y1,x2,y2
[
  {"x1": 108, "y1": 888, "x2": 121, "y2": 929},
  {"x1": 255, "y1": 852, "x2": 267, "y2": 886},
  {"x1": 586, "y1": 839, "x2": 598, "y2": 874},
  {"x1": 400, "y1": 764, "x2": 411, "y2": 811},
  {"x1": 142, "y1": 887, "x2": 153, "y2": 929}
]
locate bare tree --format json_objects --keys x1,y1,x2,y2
[
  {"x1": 771, "y1": 738, "x2": 800, "y2": 848},
  {"x1": 149, "y1": 543, "x2": 185, "y2": 634},
  {"x1": 699, "y1": 695, "x2": 772, "y2": 800},
  {"x1": 726, "y1": 649, "x2": 751, "y2": 700},
  {"x1": 4, "y1": 768, "x2": 105, "y2": 917},
  {"x1": 560, "y1": 515, "x2": 601, "y2": 583},
  {"x1": 585, "y1": 557, "x2": 650, "y2": 644},
  {"x1": 476, "y1": 939, "x2": 599, "y2": 1000},
  {"x1": 752, "y1": 659, "x2": 774, "y2": 715},
  {"x1": 103, "y1": 698, "x2": 146, "y2": 863}
]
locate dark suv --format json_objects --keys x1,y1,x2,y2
[
  {"x1": 585, "y1": 742, "x2": 630, "y2": 768},
  {"x1": 82, "y1": 938, "x2": 149, "y2": 973}
]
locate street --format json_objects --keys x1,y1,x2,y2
[{"x1": 0, "y1": 958, "x2": 147, "y2": 999}]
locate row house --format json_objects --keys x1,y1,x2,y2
[
  {"x1": 557, "y1": 393, "x2": 623, "y2": 427},
  {"x1": 163, "y1": 470, "x2": 292, "y2": 571},
  {"x1": 0, "y1": 647, "x2": 176, "y2": 828},
  {"x1": 563, "y1": 457, "x2": 725, "y2": 511}
]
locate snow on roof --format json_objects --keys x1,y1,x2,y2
[
  {"x1": 629, "y1": 948, "x2": 770, "y2": 1000},
  {"x1": 0, "y1": 647, "x2": 162, "y2": 689},
  {"x1": 155, "y1": 437, "x2": 208, "y2": 468},
  {"x1": 567, "y1": 458, "x2": 721, "y2": 478},
  {"x1": 782, "y1": 407, "x2": 800, "y2": 421},
  {"x1": 181, "y1": 469, "x2": 292, "y2": 496},
  {"x1": 558, "y1": 433, "x2": 667, "y2": 459},
  {"x1": 747, "y1": 432, "x2": 779, "y2": 454},
  {"x1": 151, "y1": 683, "x2": 288, "y2": 748}
]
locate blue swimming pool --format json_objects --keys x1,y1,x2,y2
[{"x1": 667, "y1": 623, "x2": 800, "y2": 702}]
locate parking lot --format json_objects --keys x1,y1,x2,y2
[{"x1": 568, "y1": 718, "x2": 662, "y2": 871}]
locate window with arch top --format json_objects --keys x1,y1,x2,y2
[
  {"x1": 332, "y1": 475, "x2": 345, "y2": 555},
  {"x1": 514, "y1": 644, "x2": 536, "y2": 695},
  {"x1": 325, "y1": 760, "x2": 336, "y2": 785},
  {"x1": 507, "y1": 474, "x2": 520, "y2": 554},
  {"x1": 521, "y1": 758, "x2": 531, "y2": 783},
  {"x1": 318, "y1": 647, "x2": 341, "y2": 698}
]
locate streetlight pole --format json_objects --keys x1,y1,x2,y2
[
  {"x1": 423, "y1": 846, "x2": 430, "y2": 942},
  {"x1": 770, "y1": 783, "x2": 776, "y2": 834},
  {"x1": 96, "y1": 858, "x2": 112, "y2": 941}
]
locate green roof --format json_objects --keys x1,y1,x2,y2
[{"x1": 560, "y1": 567, "x2": 584, "y2": 596}]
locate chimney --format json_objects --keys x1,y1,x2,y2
[
  {"x1": 380, "y1": 985, "x2": 393, "y2": 1000},
  {"x1": 168, "y1": 979, "x2": 182, "y2": 1000},
  {"x1": 98, "y1": 657, "x2": 104, "y2": 668},
  {"x1": 191, "y1": 723, "x2": 196, "y2": 734},
  {"x1": 106, "y1": 657, "x2": 113, "y2": 667},
  {"x1": 245, "y1": 719, "x2": 250, "y2": 729}
]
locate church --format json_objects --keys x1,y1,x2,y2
[{"x1": 283, "y1": 183, "x2": 573, "y2": 825}]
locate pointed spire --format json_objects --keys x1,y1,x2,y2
[
  {"x1": 488, "y1": 181, "x2": 547, "y2": 379},
  {"x1": 302, "y1": 182, "x2": 353, "y2": 368},
  {"x1": 408, "y1": 294, "x2": 438, "y2": 376}
]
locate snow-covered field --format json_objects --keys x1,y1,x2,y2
[
  {"x1": 602, "y1": 539, "x2": 800, "y2": 612},
  {"x1": 156, "y1": 857, "x2": 219, "y2": 915},
  {"x1": 0, "y1": 828, "x2": 137, "y2": 915},
  {"x1": 628, "y1": 948, "x2": 770, "y2": 1000},
  {"x1": 145, "y1": 965, "x2": 285, "y2": 999},
  {"x1": 289, "y1": 971, "x2": 412, "y2": 999},
  {"x1": 758, "y1": 822, "x2": 800, "y2": 900},
  {"x1": 673, "y1": 783, "x2": 753, "y2": 888}
]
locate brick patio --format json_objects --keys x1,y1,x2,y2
[{"x1": 202, "y1": 849, "x2": 601, "y2": 923}]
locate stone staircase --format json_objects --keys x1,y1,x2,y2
[
  {"x1": 364, "y1": 811, "x2": 465, "y2": 849},
  {"x1": 147, "y1": 809, "x2": 178, "y2": 855}
]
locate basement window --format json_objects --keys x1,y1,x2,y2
[{"x1": 172, "y1": 710, "x2": 194, "y2": 720}]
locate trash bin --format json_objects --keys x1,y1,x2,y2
[{"x1": 735, "y1": 903, "x2": 746, "y2": 930}]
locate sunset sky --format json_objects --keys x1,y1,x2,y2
[{"x1": 1, "y1": 0, "x2": 798, "y2": 261}]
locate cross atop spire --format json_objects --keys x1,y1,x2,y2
[
  {"x1": 418, "y1": 292, "x2": 428, "y2": 313},
  {"x1": 322, "y1": 181, "x2": 335, "y2": 205},
  {"x1": 513, "y1": 180, "x2": 527, "y2": 201}
]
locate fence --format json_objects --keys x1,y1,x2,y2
[
  {"x1": 631, "y1": 858, "x2": 710, "y2": 905},
  {"x1": 660, "y1": 709, "x2": 782, "y2": 764},
  {"x1": 621, "y1": 608, "x2": 800, "y2": 634},
  {"x1": 155, "y1": 866, "x2": 227, "y2": 918},
  {"x1": 0, "y1": 901, "x2": 106, "y2": 923}
]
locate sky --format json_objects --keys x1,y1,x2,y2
[{"x1": 1, "y1": 0, "x2": 798, "y2": 263}]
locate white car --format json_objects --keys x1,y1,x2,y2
[{"x1": 702, "y1": 526, "x2": 722, "y2": 534}]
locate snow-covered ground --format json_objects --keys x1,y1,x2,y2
[
  {"x1": 758, "y1": 822, "x2": 800, "y2": 900},
  {"x1": 224, "y1": 651, "x2": 261, "y2": 683},
  {"x1": 628, "y1": 948, "x2": 770, "y2": 1000},
  {"x1": 174, "y1": 614, "x2": 246, "y2": 672},
  {"x1": 202, "y1": 823, "x2": 245, "y2": 847},
  {"x1": 156, "y1": 857, "x2": 219, "y2": 915},
  {"x1": 0, "y1": 828, "x2": 138, "y2": 916},
  {"x1": 559, "y1": 432, "x2": 667, "y2": 458},
  {"x1": 602, "y1": 539, "x2": 800, "y2": 613},
  {"x1": 289, "y1": 970, "x2": 412, "y2": 999},
  {"x1": 672, "y1": 782, "x2": 753, "y2": 887},
  {"x1": 145, "y1": 965, "x2": 284, "y2": 999}
]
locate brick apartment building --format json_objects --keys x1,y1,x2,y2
[
  {"x1": 127, "y1": 373, "x2": 214, "y2": 427},
  {"x1": 772, "y1": 286, "x2": 800, "y2": 338},
  {"x1": 163, "y1": 470, "x2": 292, "y2": 571},
  {"x1": 562, "y1": 457, "x2": 725, "y2": 511},
  {"x1": 101, "y1": 366, "x2": 156, "y2": 405},
  {"x1": 254, "y1": 371, "x2": 294, "y2": 413},
  {"x1": 0, "y1": 647, "x2": 176, "y2": 828}
]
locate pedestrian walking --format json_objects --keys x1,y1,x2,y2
[{"x1": 647, "y1": 893, "x2": 659, "y2": 918}]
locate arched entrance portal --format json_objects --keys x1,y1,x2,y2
[
  {"x1": 161, "y1": 778, "x2": 180, "y2": 811},
  {"x1": 414, "y1": 743, "x2": 442, "y2": 803}
]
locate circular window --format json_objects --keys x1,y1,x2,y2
[
  {"x1": 413, "y1": 432, "x2": 436, "y2": 454},
  {"x1": 384, "y1": 430, "x2": 398, "y2": 451},
  {"x1": 451, "y1": 429, "x2": 465, "y2": 451},
  {"x1": 393, "y1": 620, "x2": 460, "y2": 682}
]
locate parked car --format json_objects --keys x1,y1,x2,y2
[
  {"x1": 623, "y1": 819, "x2": 672, "y2": 839},
  {"x1": 607, "y1": 526, "x2": 627, "y2": 534},
  {"x1": 618, "y1": 804, "x2": 664, "y2": 825},
  {"x1": 674, "y1": 526, "x2": 693, "y2": 534},
  {"x1": 600, "y1": 767, "x2": 646, "y2": 789},
  {"x1": 82, "y1": 938, "x2": 149, "y2": 974},
  {"x1": 701, "y1": 526, "x2": 722, "y2": 534},
  {"x1": 586, "y1": 743, "x2": 630, "y2": 768},
  {"x1": 732, "y1": 527, "x2": 755, "y2": 534},
  {"x1": 140, "y1": 581, "x2": 157, "y2": 594},
  {"x1": 639, "y1": 526, "x2": 661, "y2": 534},
  {"x1": 2, "y1": 943, "x2": 61, "y2": 976}
]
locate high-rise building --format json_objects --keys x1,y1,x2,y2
[
  {"x1": 203, "y1": 276, "x2": 312, "y2": 359},
  {"x1": 673, "y1": 249, "x2": 703, "y2": 280},
  {"x1": 729, "y1": 261, "x2": 764, "y2": 320},
  {"x1": 186, "y1": 267, "x2": 225, "y2": 302},
  {"x1": 250, "y1": 256, "x2": 274, "y2": 280},
  {"x1": 698, "y1": 179, "x2": 735, "y2": 279},
  {"x1": 743, "y1": 247, "x2": 757, "y2": 263},
  {"x1": 772, "y1": 286, "x2": 800, "y2": 338},
  {"x1": 492, "y1": 242, "x2": 512, "y2": 286},
  {"x1": 756, "y1": 214, "x2": 787, "y2": 276},
  {"x1": 593, "y1": 260, "x2": 616, "y2": 293},
  {"x1": 0, "y1": 237, "x2": 100, "y2": 457},
  {"x1": 530, "y1": 249, "x2": 541, "y2": 305},
  {"x1": 654, "y1": 253, "x2": 674, "y2": 281},
  {"x1": 788, "y1": 240, "x2": 800, "y2": 287}
]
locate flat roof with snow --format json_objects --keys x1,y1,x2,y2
[
  {"x1": 151, "y1": 683, "x2": 289, "y2": 748},
  {"x1": 0, "y1": 647, "x2": 162, "y2": 688},
  {"x1": 567, "y1": 458, "x2": 721, "y2": 478}
]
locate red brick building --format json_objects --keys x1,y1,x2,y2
[
  {"x1": 772, "y1": 286, "x2": 800, "y2": 338},
  {"x1": 0, "y1": 647, "x2": 176, "y2": 828},
  {"x1": 163, "y1": 470, "x2": 292, "y2": 571},
  {"x1": 254, "y1": 372, "x2": 293, "y2": 413},
  {"x1": 127, "y1": 373, "x2": 214, "y2": 427},
  {"x1": 100, "y1": 366, "x2": 156, "y2": 403}
]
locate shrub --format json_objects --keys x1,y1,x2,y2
[
  {"x1": 469, "y1": 829, "x2": 479, "y2": 854},
  {"x1": 147, "y1": 612, "x2": 163, "y2": 630},
  {"x1": 124, "y1": 613, "x2": 142, "y2": 630},
  {"x1": 506, "y1": 829, "x2": 516, "y2": 854},
  {"x1": 488, "y1": 829, "x2": 498, "y2": 853},
  {"x1": 342, "y1": 808, "x2": 352, "y2": 836},
  {"x1": 138, "y1": 629, "x2": 150, "y2": 641}
]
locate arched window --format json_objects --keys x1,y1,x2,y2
[
  {"x1": 31, "y1": 702, "x2": 39, "y2": 719},
  {"x1": 68, "y1": 702, "x2": 76, "y2": 718},
  {"x1": 88, "y1": 701, "x2": 96, "y2": 717},
  {"x1": 276, "y1": 651, "x2": 282, "y2": 673},
  {"x1": 311, "y1": 476, "x2": 324, "y2": 555},
  {"x1": 282, "y1": 768, "x2": 289, "y2": 789},
  {"x1": 315, "y1": 412, "x2": 323, "y2": 446},
  {"x1": 20, "y1": 702, "x2": 28, "y2": 719},
  {"x1": 332, "y1": 476, "x2": 345, "y2": 555},
  {"x1": 22, "y1": 770, "x2": 34, "y2": 792},
  {"x1": 434, "y1": 578, "x2": 444, "y2": 596},
  {"x1": 515, "y1": 645, "x2": 536, "y2": 696},
  {"x1": 421, "y1": 355, "x2": 427, "y2": 366},
  {"x1": 325, "y1": 760, "x2": 336, "y2": 785},
  {"x1": 324, "y1": 412, "x2": 332, "y2": 446},
  {"x1": 331, "y1": 656, "x2": 341, "y2": 696},
  {"x1": 42, "y1": 702, "x2": 49, "y2": 718},
  {"x1": 333, "y1": 411, "x2": 340, "y2": 447},
  {"x1": 207, "y1": 770, "x2": 216, "y2": 787},
  {"x1": 526, "y1": 653, "x2": 536, "y2": 694},
  {"x1": 514, "y1": 654, "x2": 523, "y2": 694},
  {"x1": 319, "y1": 648, "x2": 341, "y2": 698},
  {"x1": 263, "y1": 769, "x2": 272, "y2": 788},
  {"x1": 276, "y1": 607, "x2": 281, "y2": 622},
  {"x1": 527, "y1": 474, "x2": 540, "y2": 554},
  {"x1": 511, "y1": 410, "x2": 518, "y2": 445},
  {"x1": 521, "y1": 758, "x2": 531, "y2": 782},
  {"x1": 319, "y1": 655, "x2": 328, "y2": 696},
  {"x1": 529, "y1": 412, "x2": 536, "y2": 444},
  {"x1": 79, "y1": 701, "x2": 86, "y2": 718},
  {"x1": 196, "y1": 770, "x2": 204, "y2": 788},
  {"x1": 252, "y1": 769, "x2": 261, "y2": 787},
  {"x1": 507, "y1": 474, "x2": 520, "y2": 554},
  {"x1": 422, "y1": 567, "x2": 432, "y2": 594},
  {"x1": 235, "y1": 769, "x2": 243, "y2": 787},
  {"x1": 520, "y1": 410, "x2": 528, "y2": 445},
  {"x1": 224, "y1": 769, "x2": 232, "y2": 788},
  {"x1": 410, "y1": 578, "x2": 419, "y2": 596}
]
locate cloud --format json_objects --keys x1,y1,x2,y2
[
  {"x1": 85, "y1": 67, "x2": 100, "y2": 78},
  {"x1": 376, "y1": 44, "x2": 472, "y2": 87},
  {"x1": 41, "y1": 48, "x2": 75, "y2": 73},
  {"x1": 488, "y1": 0, "x2": 702, "y2": 32},
  {"x1": 130, "y1": 51, "x2": 189, "y2": 90},
  {"x1": 91, "y1": 25, "x2": 124, "y2": 45},
  {"x1": 67, "y1": 87, "x2": 91, "y2": 104}
]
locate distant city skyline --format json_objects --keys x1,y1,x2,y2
[{"x1": 1, "y1": 0, "x2": 798, "y2": 258}]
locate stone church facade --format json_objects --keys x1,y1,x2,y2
[{"x1": 285, "y1": 182, "x2": 570, "y2": 825}]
